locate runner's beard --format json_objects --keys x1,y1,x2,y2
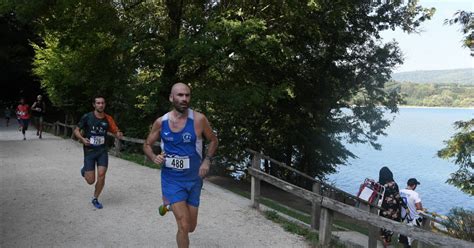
[{"x1": 174, "y1": 102, "x2": 188, "y2": 113}]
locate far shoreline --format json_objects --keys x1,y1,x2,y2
[{"x1": 399, "y1": 105, "x2": 474, "y2": 110}]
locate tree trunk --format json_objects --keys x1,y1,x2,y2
[{"x1": 162, "y1": 0, "x2": 184, "y2": 90}]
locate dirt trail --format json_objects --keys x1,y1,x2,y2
[{"x1": 0, "y1": 122, "x2": 308, "y2": 247}]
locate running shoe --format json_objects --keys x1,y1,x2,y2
[
  {"x1": 92, "y1": 198, "x2": 103, "y2": 209},
  {"x1": 158, "y1": 204, "x2": 170, "y2": 216}
]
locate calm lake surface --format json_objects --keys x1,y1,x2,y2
[{"x1": 328, "y1": 107, "x2": 473, "y2": 214}]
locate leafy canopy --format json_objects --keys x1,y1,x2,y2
[
  {"x1": 438, "y1": 120, "x2": 474, "y2": 195},
  {"x1": 2, "y1": 1, "x2": 435, "y2": 183}
]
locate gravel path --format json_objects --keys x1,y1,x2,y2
[{"x1": 0, "y1": 123, "x2": 308, "y2": 248}]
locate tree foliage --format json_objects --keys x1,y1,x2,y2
[
  {"x1": 388, "y1": 82, "x2": 474, "y2": 107},
  {"x1": 438, "y1": 119, "x2": 474, "y2": 195},
  {"x1": 444, "y1": 10, "x2": 474, "y2": 55},
  {"x1": 438, "y1": 9, "x2": 474, "y2": 195},
  {"x1": 0, "y1": 12, "x2": 42, "y2": 104},
  {"x1": 1, "y1": 0, "x2": 435, "y2": 184},
  {"x1": 442, "y1": 207, "x2": 474, "y2": 241}
]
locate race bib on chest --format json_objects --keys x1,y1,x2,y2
[
  {"x1": 89, "y1": 136, "x2": 105, "y2": 146},
  {"x1": 165, "y1": 156, "x2": 190, "y2": 170}
]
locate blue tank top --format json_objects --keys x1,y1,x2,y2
[{"x1": 160, "y1": 109, "x2": 203, "y2": 181}]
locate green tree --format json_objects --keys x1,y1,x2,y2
[
  {"x1": 2, "y1": 1, "x2": 146, "y2": 128},
  {"x1": 438, "y1": 9, "x2": 474, "y2": 196},
  {"x1": 2, "y1": 1, "x2": 435, "y2": 185},
  {"x1": 0, "y1": 12, "x2": 42, "y2": 104},
  {"x1": 438, "y1": 120, "x2": 474, "y2": 195},
  {"x1": 445, "y1": 10, "x2": 474, "y2": 55},
  {"x1": 172, "y1": 0, "x2": 434, "y2": 182},
  {"x1": 442, "y1": 207, "x2": 474, "y2": 241}
]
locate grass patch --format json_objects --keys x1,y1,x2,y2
[
  {"x1": 264, "y1": 210, "x2": 319, "y2": 246},
  {"x1": 226, "y1": 187, "x2": 371, "y2": 237},
  {"x1": 225, "y1": 188, "x2": 311, "y2": 222},
  {"x1": 333, "y1": 219, "x2": 368, "y2": 235},
  {"x1": 226, "y1": 188, "x2": 310, "y2": 221},
  {"x1": 264, "y1": 210, "x2": 346, "y2": 248},
  {"x1": 260, "y1": 198, "x2": 311, "y2": 224}
]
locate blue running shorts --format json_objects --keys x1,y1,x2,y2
[
  {"x1": 83, "y1": 147, "x2": 108, "y2": 171},
  {"x1": 161, "y1": 175, "x2": 203, "y2": 207}
]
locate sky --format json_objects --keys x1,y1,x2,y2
[{"x1": 381, "y1": 0, "x2": 474, "y2": 72}]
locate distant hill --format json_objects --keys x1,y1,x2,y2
[{"x1": 391, "y1": 68, "x2": 474, "y2": 85}]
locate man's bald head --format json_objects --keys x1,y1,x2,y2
[
  {"x1": 170, "y1": 82, "x2": 191, "y2": 96},
  {"x1": 169, "y1": 82, "x2": 191, "y2": 113}
]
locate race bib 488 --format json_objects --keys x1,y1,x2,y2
[{"x1": 165, "y1": 156, "x2": 190, "y2": 170}]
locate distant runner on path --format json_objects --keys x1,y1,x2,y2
[
  {"x1": 143, "y1": 82, "x2": 218, "y2": 248},
  {"x1": 16, "y1": 97, "x2": 30, "y2": 140},
  {"x1": 32, "y1": 95, "x2": 46, "y2": 139},
  {"x1": 74, "y1": 95, "x2": 122, "y2": 209},
  {"x1": 4, "y1": 105, "x2": 12, "y2": 127}
]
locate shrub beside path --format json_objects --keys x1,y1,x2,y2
[{"x1": 0, "y1": 124, "x2": 308, "y2": 247}]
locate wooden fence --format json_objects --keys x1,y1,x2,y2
[
  {"x1": 43, "y1": 121, "x2": 159, "y2": 157},
  {"x1": 247, "y1": 149, "x2": 472, "y2": 248}
]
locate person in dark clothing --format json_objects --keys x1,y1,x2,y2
[
  {"x1": 378, "y1": 166, "x2": 404, "y2": 247},
  {"x1": 32, "y1": 95, "x2": 46, "y2": 139}
]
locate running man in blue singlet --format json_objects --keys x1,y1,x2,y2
[{"x1": 143, "y1": 83, "x2": 218, "y2": 248}]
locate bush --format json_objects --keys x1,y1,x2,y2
[{"x1": 442, "y1": 207, "x2": 474, "y2": 241}]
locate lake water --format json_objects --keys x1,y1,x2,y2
[{"x1": 328, "y1": 107, "x2": 474, "y2": 215}]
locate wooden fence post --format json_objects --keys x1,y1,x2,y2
[
  {"x1": 54, "y1": 122, "x2": 58, "y2": 136},
  {"x1": 114, "y1": 137, "x2": 121, "y2": 157},
  {"x1": 318, "y1": 205, "x2": 334, "y2": 247},
  {"x1": 368, "y1": 205, "x2": 378, "y2": 248},
  {"x1": 70, "y1": 126, "x2": 75, "y2": 139},
  {"x1": 311, "y1": 182, "x2": 321, "y2": 230},
  {"x1": 250, "y1": 153, "x2": 261, "y2": 209},
  {"x1": 418, "y1": 217, "x2": 431, "y2": 248}
]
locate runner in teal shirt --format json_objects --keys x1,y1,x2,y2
[{"x1": 74, "y1": 96, "x2": 122, "y2": 209}]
